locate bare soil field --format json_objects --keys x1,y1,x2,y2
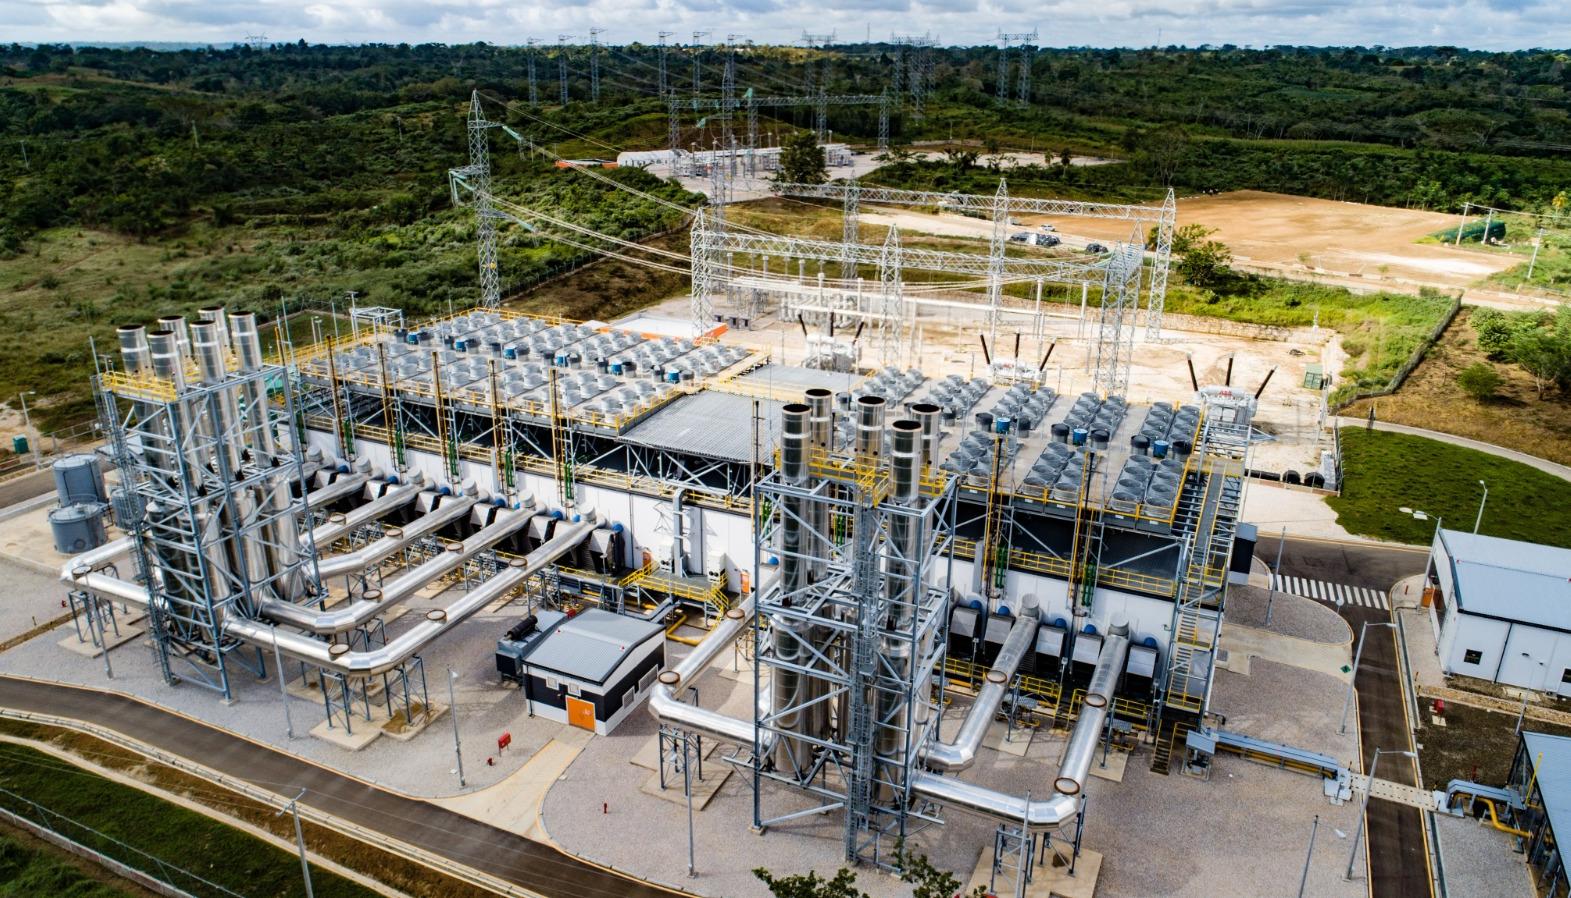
[
  {"x1": 1025, "y1": 190, "x2": 1519, "y2": 292},
  {"x1": 1343, "y1": 308, "x2": 1571, "y2": 466}
]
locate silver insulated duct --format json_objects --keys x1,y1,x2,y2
[
  {"x1": 803, "y1": 387, "x2": 835, "y2": 741},
  {"x1": 772, "y1": 403, "x2": 813, "y2": 772},
  {"x1": 911, "y1": 402, "x2": 942, "y2": 469},
  {"x1": 874, "y1": 418, "x2": 926, "y2": 788},
  {"x1": 854, "y1": 395, "x2": 886, "y2": 461},
  {"x1": 116, "y1": 325, "x2": 150, "y2": 375},
  {"x1": 231, "y1": 310, "x2": 306, "y2": 600},
  {"x1": 191, "y1": 319, "x2": 268, "y2": 602}
]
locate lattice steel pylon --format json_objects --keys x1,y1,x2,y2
[
  {"x1": 877, "y1": 92, "x2": 890, "y2": 154},
  {"x1": 841, "y1": 180, "x2": 860, "y2": 280},
  {"x1": 997, "y1": 31, "x2": 1036, "y2": 105},
  {"x1": 1015, "y1": 41, "x2": 1033, "y2": 105},
  {"x1": 986, "y1": 178, "x2": 1009, "y2": 349},
  {"x1": 589, "y1": 29, "x2": 603, "y2": 102},
  {"x1": 1146, "y1": 188, "x2": 1178, "y2": 339},
  {"x1": 877, "y1": 225, "x2": 905, "y2": 368},
  {"x1": 691, "y1": 32, "x2": 709, "y2": 112},
  {"x1": 466, "y1": 91, "x2": 502, "y2": 308},
  {"x1": 527, "y1": 39, "x2": 539, "y2": 106},
  {"x1": 690, "y1": 208, "x2": 716, "y2": 335},
  {"x1": 1092, "y1": 234, "x2": 1143, "y2": 398},
  {"x1": 557, "y1": 35, "x2": 571, "y2": 106},
  {"x1": 657, "y1": 31, "x2": 673, "y2": 97}
]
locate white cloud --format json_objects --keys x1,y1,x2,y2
[{"x1": 2, "y1": 0, "x2": 1563, "y2": 48}]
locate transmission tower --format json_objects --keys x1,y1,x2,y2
[
  {"x1": 691, "y1": 31, "x2": 709, "y2": 112},
  {"x1": 465, "y1": 91, "x2": 502, "y2": 308},
  {"x1": 997, "y1": 31, "x2": 1037, "y2": 105},
  {"x1": 558, "y1": 35, "x2": 573, "y2": 105},
  {"x1": 527, "y1": 39, "x2": 539, "y2": 106},
  {"x1": 1015, "y1": 35, "x2": 1036, "y2": 105},
  {"x1": 841, "y1": 180, "x2": 860, "y2": 280},
  {"x1": 877, "y1": 226, "x2": 905, "y2": 367},
  {"x1": 658, "y1": 31, "x2": 674, "y2": 97},
  {"x1": 590, "y1": 28, "x2": 604, "y2": 102},
  {"x1": 722, "y1": 35, "x2": 742, "y2": 167},
  {"x1": 986, "y1": 178, "x2": 1009, "y2": 348}
]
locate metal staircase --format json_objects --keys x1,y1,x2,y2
[{"x1": 1161, "y1": 411, "x2": 1248, "y2": 721}]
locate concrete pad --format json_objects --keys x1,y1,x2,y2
[
  {"x1": 1217, "y1": 647, "x2": 1252, "y2": 675},
  {"x1": 57, "y1": 620, "x2": 144, "y2": 657},
  {"x1": 631, "y1": 730, "x2": 721, "y2": 771},
  {"x1": 1089, "y1": 748, "x2": 1129, "y2": 783},
  {"x1": 0, "y1": 501, "x2": 125, "y2": 577},
  {"x1": 1221, "y1": 623, "x2": 1351, "y2": 682},
  {"x1": 380, "y1": 701, "x2": 445, "y2": 742},
  {"x1": 639, "y1": 763, "x2": 732, "y2": 811},
  {"x1": 964, "y1": 844, "x2": 1103, "y2": 898},
  {"x1": 434, "y1": 729, "x2": 591, "y2": 838},
  {"x1": 982, "y1": 718, "x2": 1041, "y2": 758},
  {"x1": 309, "y1": 717, "x2": 382, "y2": 751}
]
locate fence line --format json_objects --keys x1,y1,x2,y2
[
  {"x1": 0, "y1": 791, "x2": 224, "y2": 898},
  {"x1": 0, "y1": 707, "x2": 548, "y2": 898},
  {"x1": 1332, "y1": 294, "x2": 1463, "y2": 412}
]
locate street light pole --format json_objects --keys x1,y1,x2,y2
[
  {"x1": 1340, "y1": 621, "x2": 1396, "y2": 734},
  {"x1": 1474, "y1": 481, "x2": 1488, "y2": 534},
  {"x1": 1297, "y1": 814, "x2": 1320, "y2": 898},
  {"x1": 278, "y1": 789, "x2": 315, "y2": 898},
  {"x1": 1266, "y1": 526, "x2": 1286, "y2": 626},
  {"x1": 447, "y1": 667, "x2": 465, "y2": 787},
  {"x1": 17, "y1": 391, "x2": 39, "y2": 468},
  {"x1": 1346, "y1": 749, "x2": 1417, "y2": 880},
  {"x1": 272, "y1": 625, "x2": 294, "y2": 739}
]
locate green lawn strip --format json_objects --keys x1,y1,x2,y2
[
  {"x1": 0, "y1": 742, "x2": 376, "y2": 898},
  {"x1": 1327, "y1": 427, "x2": 1571, "y2": 547}
]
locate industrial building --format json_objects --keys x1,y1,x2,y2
[
  {"x1": 1427, "y1": 529, "x2": 1571, "y2": 695},
  {"x1": 56, "y1": 288, "x2": 1256, "y2": 882}
]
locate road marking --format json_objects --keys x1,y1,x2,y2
[{"x1": 1273, "y1": 576, "x2": 1388, "y2": 610}]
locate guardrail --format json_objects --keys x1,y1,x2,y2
[{"x1": 0, "y1": 707, "x2": 549, "y2": 898}]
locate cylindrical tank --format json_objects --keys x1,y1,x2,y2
[
  {"x1": 1130, "y1": 434, "x2": 1150, "y2": 456},
  {"x1": 52, "y1": 454, "x2": 106, "y2": 506},
  {"x1": 50, "y1": 503, "x2": 107, "y2": 554},
  {"x1": 110, "y1": 484, "x2": 144, "y2": 530},
  {"x1": 1091, "y1": 428, "x2": 1110, "y2": 451},
  {"x1": 1071, "y1": 427, "x2": 1088, "y2": 447},
  {"x1": 1152, "y1": 439, "x2": 1170, "y2": 459}
]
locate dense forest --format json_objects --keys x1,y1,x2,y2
[{"x1": 2, "y1": 40, "x2": 1568, "y2": 424}]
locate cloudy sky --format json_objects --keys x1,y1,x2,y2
[{"x1": 3, "y1": 0, "x2": 1563, "y2": 51}]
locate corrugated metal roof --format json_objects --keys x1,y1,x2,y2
[
  {"x1": 1439, "y1": 530, "x2": 1571, "y2": 630},
  {"x1": 622, "y1": 390, "x2": 784, "y2": 462},
  {"x1": 520, "y1": 609, "x2": 663, "y2": 685},
  {"x1": 1523, "y1": 731, "x2": 1571, "y2": 839}
]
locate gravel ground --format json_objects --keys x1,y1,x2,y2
[
  {"x1": 1226, "y1": 583, "x2": 1352, "y2": 645},
  {"x1": 1434, "y1": 813, "x2": 1533, "y2": 898},
  {"x1": 542, "y1": 651, "x2": 1369, "y2": 898},
  {"x1": 0, "y1": 559, "x2": 74, "y2": 644},
  {"x1": 0, "y1": 571, "x2": 566, "y2": 798}
]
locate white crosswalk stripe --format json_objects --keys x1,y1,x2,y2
[{"x1": 1270, "y1": 574, "x2": 1388, "y2": 610}]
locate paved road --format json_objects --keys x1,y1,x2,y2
[
  {"x1": 1261, "y1": 535, "x2": 1431, "y2": 898},
  {"x1": 0, "y1": 676, "x2": 679, "y2": 898}
]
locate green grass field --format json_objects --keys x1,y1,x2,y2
[
  {"x1": 0, "y1": 828, "x2": 145, "y2": 898},
  {"x1": 0, "y1": 743, "x2": 376, "y2": 898},
  {"x1": 1327, "y1": 427, "x2": 1571, "y2": 547}
]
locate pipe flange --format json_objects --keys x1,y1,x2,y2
[
  {"x1": 1054, "y1": 776, "x2": 1081, "y2": 796},
  {"x1": 361, "y1": 588, "x2": 384, "y2": 603},
  {"x1": 1084, "y1": 693, "x2": 1108, "y2": 709},
  {"x1": 384, "y1": 526, "x2": 404, "y2": 540},
  {"x1": 985, "y1": 670, "x2": 1007, "y2": 685},
  {"x1": 70, "y1": 564, "x2": 92, "y2": 580},
  {"x1": 509, "y1": 558, "x2": 527, "y2": 569},
  {"x1": 427, "y1": 609, "x2": 447, "y2": 622},
  {"x1": 724, "y1": 608, "x2": 745, "y2": 621},
  {"x1": 328, "y1": 512, "x2": 347, "y2": 524},
  {"x1": 445, "y1": 540, "x2": 463, "y2": 553},
  {"x1": 329, "y1": 643, "x2": 350, "y2": 658},
  {"x1": 658, "y1": 670, "x2": 681, "y2": 686}
]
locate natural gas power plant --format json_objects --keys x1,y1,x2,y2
[{"x1": 58, "y1": 288, "x2": 1259, "y2": 878}]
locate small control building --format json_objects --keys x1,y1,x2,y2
[{"x1": 499, "y1": 609, "x2": 666, "y2": 734}]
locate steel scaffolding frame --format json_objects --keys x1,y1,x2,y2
[
  {"x1": 96, "y1": 364, "x2": 321, "y2": 700},
  {"x1": 1091, "y1": 239, "x2": 1142, "y2": 398},
  {"x1": 751, "y1": 449, "x2": 957, "y2": 867}
]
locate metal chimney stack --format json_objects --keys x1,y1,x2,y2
[{"x1": 772, "y1": 403, "x2": 813, "y2": 772}]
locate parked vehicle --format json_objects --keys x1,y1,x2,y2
[{"x1": 1086, "y1": 242, "x2": 1108, "y2": 254}]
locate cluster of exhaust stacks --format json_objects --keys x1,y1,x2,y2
[
  {"x1": 67, "y1": 309, "x2": 603, "y2": 689},
  {"x1": 651, "y1": 388, "x2": 1137, "y2": 835}
]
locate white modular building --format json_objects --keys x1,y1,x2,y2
[{"x1": 1430, "y1": 529, "x2": 1571, "y2": 695}]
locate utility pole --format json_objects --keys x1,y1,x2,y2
[
  {"x1": 1297, "y1": 815, "x2": 1319, "y2": 898},
  {"x1": 589, "y1": 28, "x2": 603, "y2": 102},
  {"x1": 278, "y1": 790, "x2": 315, "y2": 898},
  {"x1": 1527, "y1": 226, "x2": 1547, "y2": 280},
  {"x1": 526, "y1": 39, "x2": 539, "y2": 106},
  {"x1": 1265, "y1": 526, "x2": 1285, "y2": 626},
  {"x1": 17, "y1": 391, "x2": 39, "y2": 468},
  {"x1": 1474, "y1": 479, "x2": 1488, "y2": 533},
  {"x1": 558, "y1": 35, "x2": 573, "y2": 106},
  {"x1": 271, "y1": 625, "x2": 294, "y2": 738}
]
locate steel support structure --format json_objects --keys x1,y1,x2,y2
[
  {"x1": 558, "y1": 36, "x2": 571, "y2": 106},
  {"x1": 772, "y1": 180, "x2": 1177, "y2": 339},
  {"x1": 97, "y1": 353, "x2": 321, "y2": 700},
  {"x1": 876, "y1": 227, "x2": 905, "y2": 368},
  {"x1": 996, "y1": 31, "x2": 1037, "y2": 105},
  {"x1": 527, "y1": 39, "x2": 539, "y2": 106},
  {"x1": 986, "y1": 179, "x2": 1009, "y2": 350},
  {"x1": 1091, "y1": 240, "x2": 1141, "y2": 399},
  {"x1": 589, "y1": 29, "x2": 603, "y2": 102},
  {"x1": 751, "y1": 430, "x2": 957, "y2": 867},
  {"x1": 841, "y1": 181, "x2": 860, "y2": 281},
  {"x1": 459, "y1": 91, "x2": 502, "y2": 309}
]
